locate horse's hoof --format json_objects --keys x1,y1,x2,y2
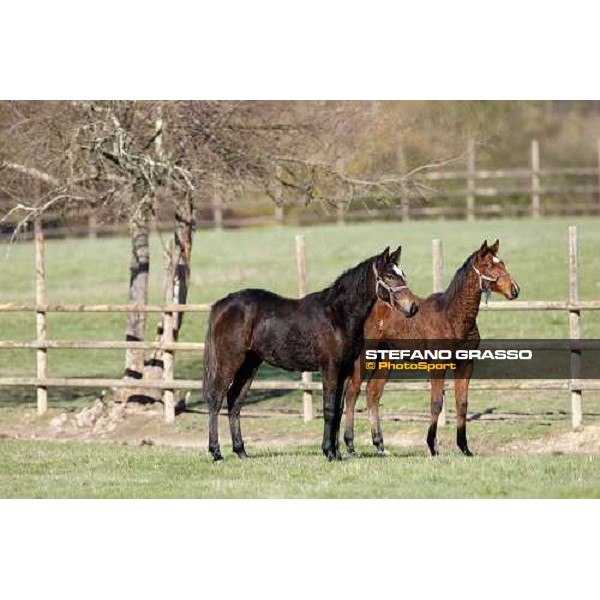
[
  {"x1": 212, "y1": 455, "x2": 223, "y2": 463},
  {"x1": 462, "y1": 448, "x2": 474, "y2": 457},
  {"x1": 346, "y1": 448, "x2": 357, "y2": 457},
  {"x1": 235, "y1": 450, "x2": 249, "y2": 459},
  {"x1": 427, "y1": 438, "x2": 439, "y2": 457},
  {"x1": 377, "y1": 449, "x2": 389, "y2": 457}
]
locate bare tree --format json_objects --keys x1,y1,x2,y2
[
  {"x1": 0, "y1": 101, "x2": 196, "y2": 397},
  {"x1": 0, "y1": 100, "x2": 478, "y2": 407}
]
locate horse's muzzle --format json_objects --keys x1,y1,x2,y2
[
  {"x1": 392, "y1": 290, "x2": 418, "y2": 317},
  {"x1": 402, "y1": 300, "x2": 419, "y2": 318},
  {"x1": 509, "y1": 281, "x2": 520, "y2": 299}
]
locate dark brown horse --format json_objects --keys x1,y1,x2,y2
[
  {"x1": 204, "y1": 246, "x2": 418, "y2": 461},
  {"x1": 343, "y1": 239, "x2": 520, "y2": 457}
]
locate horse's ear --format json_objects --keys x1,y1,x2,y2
[
  {"x1": 389, "y1": 245, "x2": 402, "y2": 265},
  {"x1": 376, "y1": 246, "x2": 390, "y2": 269},
  {"x1": 478, "y1": 240, "x2": 489, "y2": 256},
  {"x1": 490, "y1": 239, "x2": 500, "y2": 254}
]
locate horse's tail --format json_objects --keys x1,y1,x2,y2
[
  {"x1": 203, "y1": 313, "x2": 217, "y2": 409},
  {"x1": 204, "y1": 308, "x2": 225, "y2": 461}
]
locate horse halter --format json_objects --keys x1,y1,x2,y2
[
  {"x1": 471, "y1": 263, "x2": 499, "y2": 304},
  {"x1": 373, "y1": 264, "x2": 408, "y2": 310}
]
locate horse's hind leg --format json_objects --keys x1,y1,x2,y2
[
  {"x1": 207, "y1": 375, "x2": 231, "y2": 462},
  {"x1": 206, "y1": 325, "x2": 248, "y2": 461},
  {"x1": 426, "y1": 373, "x2": 446, "y2": 457},
  {"x1": 343, "y1": 358, "x2": 362, "y2": 455},
  {"x1": 227, "y1": 352, "x2": 261, "y2": 459},
  {"x1": 365, "y1": 370, "x2": 389, "y2": 456},
  {"x1": 321, "y1": 368, "x2": 345, "y2": 461},
  {"x1": 454, "y1": 361, "x2": 474, "y2": 457}
]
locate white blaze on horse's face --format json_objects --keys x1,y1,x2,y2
[
  {"x1": 392, "y1": 264, "x2": 406, "y2": 278},
  {"x1": 492, "y1": 255, "x2": 501, "y2": 264}
]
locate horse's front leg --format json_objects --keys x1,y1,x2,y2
[
  {"x1": 454, "y1": 361, "x2": 474, "y2": 456},
  {"x1": 331, "y1": 373, "x2": 349, "y2": 459},
  {"x1": 426, "y1": 371, "x2": 446, "y2": 456},
  {"x1": 365, "y1": 370, "x2": 389, "y2": 456}
]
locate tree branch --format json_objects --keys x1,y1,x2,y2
[{"x1": 0, "y1": 160, "x2": 60, "y2": 186}]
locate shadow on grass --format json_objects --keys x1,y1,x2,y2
[
  {"x1": 226, "y1": 447, "x2": 427, "y2": 460},
  {"x1": 468, "y1": 407, "x2": 496, "y2": 421},
  {"x1": 0, "y1": 386, "x2": 99, "y2": 408}
]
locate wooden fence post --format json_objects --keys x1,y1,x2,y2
[
  {"x1": 274, "y1": 166, "x2": 285, "y2": 226},
  {"x1": 34, "y1": 219, "x2": 48, "y2": 415},
  {"x1": 597, "y1": 139, "x2": 600, "y2": 209},
  {"x1": 432, "y1": 238, "x2": 446, "y2": 426},
  {"x1": 336, "y1": 201, "x2": 346, "y2": 226},
  {"x1": 400, "y1": 195, "x2": 410, "y2": 222},
  {"x1": 531, "y1": 139, "x2": 541, "y2": 218},
  {"x1": 568, "y1": 226, "x2": 582, "y2": 428},
  {"x1": 432, "y1": 239, "x2": 443, "y2": 294},
  {"x1": 466, "y1": 138, "x2": 476, "y2": 221},
  {"x1": 162, "y1": 242, "x2": 175, "y2": 423},
  {"x1": 88, "y1": 213, "x2": 98, "y2": 239},
  {"x1": 295, "y1": 234, "x2": 313, "y2": 421},
  {"x1": 212, "y1": 177, "x2": 223, "y2": 231},
  {"x1": 275, "y1": 204, "x2": 284, "y2": 226},
  {"x1": 335, "y1": 158, "x2": 347, "y2": 226},
  {"x1": 398, "y1": 141, "x2": 410, "y2": 222}
]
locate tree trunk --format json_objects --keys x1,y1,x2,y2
[
  {"x1": 172, "y1": 193, "x2": 194, "y2": 340},
  {"x1": 142, "y1": 194, "x2": 194, "y2": 401},
  {"x1": 124, "y1": 206, "x2": 151, "y2": 380}
]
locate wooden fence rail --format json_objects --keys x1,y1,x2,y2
[
  {"x1": 1, "y1": 377, "x2": 599, "y2": 391},
  {"x1": 0, "y1": 303, "x2": 213, "y2": 312},
  {"x1": 0, "y1": 226, "x2": 597, "y2": 427},
  {"x1": 0, "y1": 341, "x2": 204, "y2": 351},
  {"x1": 2, "y1": 300, "x2": 600, "y2": 314}
]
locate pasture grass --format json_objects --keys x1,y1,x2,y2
[{"x1": 1, "y1": 438, "x2": 598, "y2": 498}]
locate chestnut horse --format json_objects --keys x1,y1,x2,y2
[
  {"x1": 204, "y1": 246, "x2": 418, "y2": 462},
  {"x1": 343, "y1": 239, "x2": 520, "y2": 457}
]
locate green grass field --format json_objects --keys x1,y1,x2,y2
[
  {"x1": 1, "y1": 439, "x2": 598, "y2": 498},
  {"x1": 1, "y1": 216, "x2": 599, "y2": 498}
]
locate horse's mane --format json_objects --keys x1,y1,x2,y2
[
  {"x1": 305, "y1": 255, "x2": 374, "y2": 309},
  {"x1": 428, "y1": 251, "x2": 477, "y2": 309}
]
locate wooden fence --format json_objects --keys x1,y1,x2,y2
[
  {"x1": 206, "y1": 138, "x2": 600, "y2": 225},
  {"x1": 3, "y1": 140, "x2": 600, "y2": 240},
  {"x1": 0, "y1": 225, "x2": 599, "y2": 428}
]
